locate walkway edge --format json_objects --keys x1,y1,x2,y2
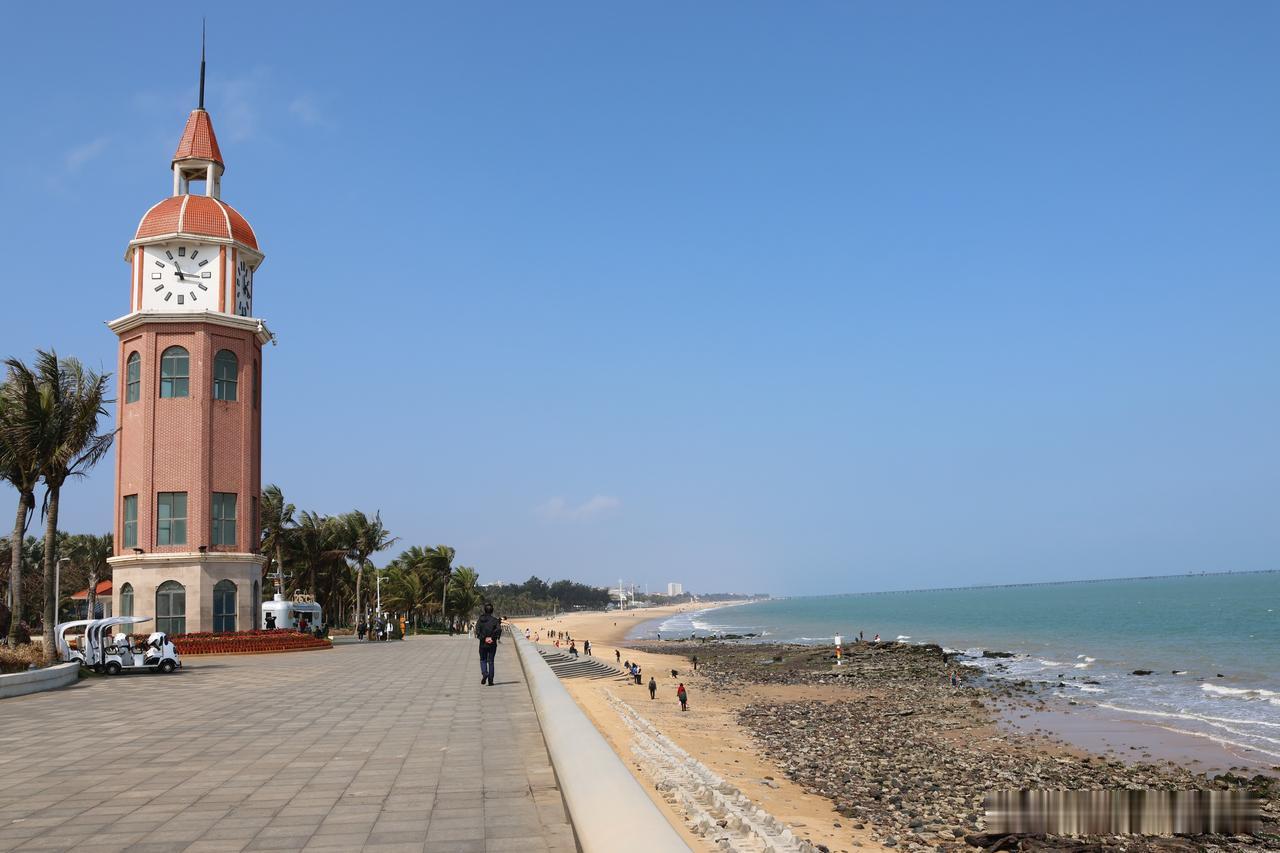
[
  {"x1": 511, "y1": 629, "x2": 692, "y2": 853},
  {"x1": 0, "y1": 662, "x2": 79, "y2": 699}
]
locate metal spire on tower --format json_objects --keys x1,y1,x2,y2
[{"x1": 198, "y1": 19, "x2": 207, "y2": 110}]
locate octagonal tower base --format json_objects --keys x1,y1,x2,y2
[{"x1": 108, "y1": 553, "x2": 266, "y2": 634}]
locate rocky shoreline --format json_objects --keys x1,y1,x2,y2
[{"x1": 633, "y1": 639, "x2": 1279, "y2": 852}]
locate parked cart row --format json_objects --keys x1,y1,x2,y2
[{"x1": 53, "y1": 616, "x2": 182, "y2": 675}]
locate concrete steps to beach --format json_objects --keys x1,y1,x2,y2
[{"x1": 537, "y1": 649, "x2": 630, "y2": 681}]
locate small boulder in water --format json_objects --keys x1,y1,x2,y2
[{"x1": 1132, "y1": 669, "x2": 1154, "y2": 676}]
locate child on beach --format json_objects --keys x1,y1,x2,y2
[{"x1": 677, "y1": 683, "x2": 688, "y2": 711}]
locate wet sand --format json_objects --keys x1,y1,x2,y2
[{"x1": 1000, "y1": 702, "x2": 1280, "y2": 776}]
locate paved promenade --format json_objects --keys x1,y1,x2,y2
[{"x1": 0, "y1": 635, "x2": 577, "y2": 853}]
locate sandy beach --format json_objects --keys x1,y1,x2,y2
[
  {"x1": 514, "y1": 604, "x2": 1279, "y2": 853},
  {"x1": 513, "y1": 604, "x2": 889, "y2": 852}
]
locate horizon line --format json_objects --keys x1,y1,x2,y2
[{"x1": 768, "y1": 567, "x2": 1280, "y2": 601}]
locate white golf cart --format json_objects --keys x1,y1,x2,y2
[{"x1": 55, "y1": 616, "x2": 181, "y2": 675}]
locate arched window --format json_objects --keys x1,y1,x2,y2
[
  {"x1": 155, "y1": 580, "x2": 186, "y2": 635},
  {"x1": 125, "y1": 352, "x2": 141, "y2": 403},
  {"x1": 213, "y1": 580, "x2": 237, "y2": 632},
  {"x1": 120, "y1": 582, "x2": 134, "y2": 618},
  {"x1": 213, "y1": 350, "x2": 238, "y2": 401},
  {"x1": 159, "y1": 346, "x2": 189, "y2": 398}
]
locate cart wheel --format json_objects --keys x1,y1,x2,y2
[
  {"x1": 105, "y1": 662, "x2": 121, "y2": 676},
  {"x1": 159, "y1": 659, "x2": 176, "y2": 674}
]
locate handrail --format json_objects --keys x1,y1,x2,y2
[{"x1": 510, "y1": 628, "x2": 690, "y2": 852}]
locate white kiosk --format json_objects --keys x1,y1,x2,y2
[{"x1": 261, "y1": 592, "x2": 323, "y2": 631}]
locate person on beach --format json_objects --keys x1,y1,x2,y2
[
  {"x1": 648, "y1": 676, "x2": 657, "y2": 699},
  {"x1": 583, "y1": 640, "x2": 591, "y2": 656},
  {"x1": 475, "y1": 603, "x2": 503, "y2": 686},
  {"x1": 691, "y1": 655, "x2": 698, "y2": 671},
  {"x1": 616, "y1": 649, "x2": 621, "y2": 664},
  {"x1": 524, "y1": 628, "x2": 530, "y2": 640},
  {"x1": 569, "y1": 641, "x2": 578, "y2": 658},
  {"x1": 677, "y1": 683, "x2": 688, "y2": 711}
]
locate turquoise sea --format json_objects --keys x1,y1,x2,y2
[{"x1": 632, "y1": 572, "x2": 1280, "y2": 763}]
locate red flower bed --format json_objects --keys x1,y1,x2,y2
[{"x1": 132, "y1": 630, "x2": 332, "y2": 656}]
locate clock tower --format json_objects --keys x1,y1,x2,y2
[{"x1": 107, "y1": 53, "x2": 271, "y2": 635}]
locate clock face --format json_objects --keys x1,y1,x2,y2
[
  {"x1": 235, "y1": 259, "x2": 255, "y2": 317},
  {"x1": 147, "y1": 243, "x2": 214, "y2": 308}
]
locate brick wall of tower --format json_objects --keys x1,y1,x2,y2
[{"x1": 114, "y1": 321, "x2": 263, "y2": 557}]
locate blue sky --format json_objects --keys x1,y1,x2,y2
[{"x1": 1, "y1": 3, "x2": 1277, "y2": 595}]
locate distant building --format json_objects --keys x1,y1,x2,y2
[{"x1": 666, "y1": 582, "x2": 683, "y2": 596}]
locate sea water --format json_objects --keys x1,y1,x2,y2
[{"x1": 634, "y1": 572, "x2": 1280, "y2": 764}]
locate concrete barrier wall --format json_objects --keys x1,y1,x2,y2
[
  {"x1": 0, "y1": 662, "x2": 79, "y2": 700},
  {"x1": 511, "y1": 629, "x2": 691, "y2": 853}
]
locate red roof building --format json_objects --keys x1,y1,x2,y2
[{"x1": 70, "y1": 580, "x2": 113, "y2": 601}]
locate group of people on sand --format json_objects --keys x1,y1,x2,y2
[{"x1": 621, "y1": 657, "x2": 689, "y2": 711}]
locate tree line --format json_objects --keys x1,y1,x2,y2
[
  {"x1": 483, "y1": 575, "x2": 614, "y2": 616},
  {"x1": 259, "y1": 486, "x2": 483, "y2": 629}
]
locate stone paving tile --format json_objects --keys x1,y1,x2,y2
[{"x1": 0, "y1": 636, "x2": 575, "y2": 852}]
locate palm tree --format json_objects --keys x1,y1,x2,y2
[
  {"x1": 382, "y1": 563, "x2": 433, "y2": 629},
  {"x1": 13, "y1": 351, "x2": 113, "y2": 663},
  {"x1": 343, "y1": 511, "x2": 397, "y2": 626},
  {"x1": 0, "y1": 359, "x2": 50, "y2": 645},
  {"x1": 447, "y1": 566, "x2": 482, "y2": 625},
  {"x1": 292, "y1": 511, "x2": 347, "y2": 600},
  {"x1": 69, "y1": 533, "x2": 112, "y2": 620},
  {"x1": 426, "y1": 545, "x2": 456, "y2": 627},
  {"x1": 259, "y1": 484, "x2": 295, "y2": 587}
]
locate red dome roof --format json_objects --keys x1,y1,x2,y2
[
  {"x1": 134, "y1": 195, "x2": 258, "y2": 250},
  {"x1": 173, "y1": 110, "x2": 223, "y2": 165}
]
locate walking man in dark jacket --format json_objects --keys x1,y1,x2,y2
[{"x1": 475, "y1": 604, "x2": 503, "y2": 686}]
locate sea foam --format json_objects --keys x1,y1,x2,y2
[{"x1": 1201, "y1": 683, "x2": 1280, "y2": 705}]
